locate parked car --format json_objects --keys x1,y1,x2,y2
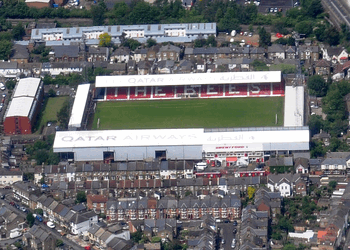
[
  {"x1": 47, "y1": 221, "x2": 55, "y2": 229},
  {"x1": 231, "y1": 239, "x2": 236, "y2": 248},
  {"x1": 10, "y1": 231, "x2": 22, "y2": 239},
  {"x1": 233, "y1": 220, "x2": 238, "y2": 226},
  {"x1": 20, "y1": 207, "x2": 27, "y2": 213},
  {"x1": 35, "y1": 214, "x2": 43, "y2": 222},
  {"x1": 9, "y1": 201, "x2": 15, "y2": 206},
  {"x1": 0, "y1": 83, "x2": 5, "y2": 91},
  {"x1": 221, "y1": 239, "x2": 225, "y2": 245}
]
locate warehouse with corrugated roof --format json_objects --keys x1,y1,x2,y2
[{"x1": 3, "y1": 78, "x2": 44, "y2": 135}]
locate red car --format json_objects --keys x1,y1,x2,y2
[{"x1": 9, "y1": 202, "x2": 15, "y2": 206}]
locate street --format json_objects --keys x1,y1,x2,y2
[
  {"x1": 0, "y1": 194, "x2": 85, "y2": 250},
  {"x1": 218, "y1": 221, "x2": 240, "y2": 250}
]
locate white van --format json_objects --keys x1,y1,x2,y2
[
  {"x1": 195, "y1": 162, "x2": 207, "y2": 171},
  {"x1": 10, "y1": 230, "x2": 22, "y2": 239},
  {"x1": 0, "y1": 83, "x2": 5, "y2": 91}
]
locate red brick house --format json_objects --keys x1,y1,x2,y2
[{"x1": 87, "y1": 194, "x2": 108, "y2": 214}]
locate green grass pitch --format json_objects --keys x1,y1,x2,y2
[{"x1": 92, "y1": 97, "x2": 284, "y2": 130}]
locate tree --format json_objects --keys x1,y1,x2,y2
[
  {"x1": 5, "y1": 79, "x2": 16, "y2": 90},
  {"x1": 122, "y1": 39, "x2": 141, "y2": 51},
  {"x1": 34, "y1": 208, "x2": 43, "y2": 215},
  {"x1": 258, "y1": 27, "x2": 271, "y2": 47},
  {"x1": 48, "y1": 88, "x2": 56, "y2": 97},
  {"x1": 194, "y1": 38, "x2": 206, "y2": 48},
  {"x1": 91, "y1": 1, "x2": 106, "y2": 26},
  {"x1": 0, "y1": 40, "x2": 13, "y2": 60},
  {"x1": 206, "y1": 35, "x2": 217, "y2": 47},
  {"x1": 310, "y1": 140, "x2": 326, "y2": 158},
  {"x1": 295, "y1": 21, "x2": 313, "y2": 37},
  {"x1": 146, "y1": 38, "x2": 157, "y2": 48},
  {"x1": 185, "y1": 190, "x2": 192, "y2": 197},
  {"x1": 99, "y1": 33, "x2": 112, "y2": 47},
  {"x1": 308, "y1": 115, "x2": 324, "y2": 136},
  {"x1": 131, "y1": 231, "x2": 143, "y2": 243},
  {"x1": 23, "y1": 172, "x2": 34, "y2": 181},
  {"x1": 11, "y1": 22, "x2": 25, "y2": 40},
  {"x1": 247, "y1": 186, "x2": 255, "y2": 199},
  {"x1": 306, "y1": 0, "x2": 323, "y2": 18},
  {"x1": 314, "y1": 24, "x2": 326, "y2": 42},
  {"x1": 251, "y1": 60, "x2": 269, "y2": 71},
  {"x1": 328, "y1": 180, "x2": 337, "y2": 190},
  {"x1": 26, "y1": 212, "x2": 35, "y2": 227},
  {"x1": 282, "y1": 244, "x2": 297, "y2": 250},
  {"x1": 57, "y1": 101, "x2": 70, "y2": 129},
  {"x1": 56, "y1": 239, "x2": 64, "y2": 247},
  {"x1": 76, "y1": 191, "x2": 86, "y2": 203},
  {"x1": 325, "y1": 26, "x2": 340, "y2": 46},
  {"x1": 307, "y1": 75, "x2": 328, "y2": 97}
]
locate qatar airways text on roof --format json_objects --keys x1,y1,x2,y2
[
  {"x1": 53, "y1": 127, "x2": 309, "y2": 149},
  {"x1": 95, "y1": 71, "x2": 282, "y2": 88}
]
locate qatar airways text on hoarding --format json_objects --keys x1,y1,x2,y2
[{"x1": 95, "y1": 71, "x2": 282, "y2": 88}]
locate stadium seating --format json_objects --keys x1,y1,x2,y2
[
  {"x1": 249, "y1": 83, "x2": 271, "y2": 96},
  {"x1": 106, "y1": 87, "x2": 128, "y2": 100},
  {"x1": 106, "y1": 87, "x2": 117, "y2": 100},
  {"x1": 153, "y1": 86, "x2": 175, "y2": 98},
  {"x1": 272, "y1": 83, "x2": 285, "y2": 95},
  {"x1": 175, "y1": 86, "x2": 200, "y2": 97},
  {"x1": 224, "y1": 84, "x2": 248, "y2": 96},
  {"x1": 201, "y1": 84, "x2": 224, "y2": 97},
  {"x1": 129, "y1": 87, "x2": 152, "y2": 99}
]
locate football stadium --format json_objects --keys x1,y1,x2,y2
[{"x1": 53, "y1": 71, "x2": 309, "y2": 163}]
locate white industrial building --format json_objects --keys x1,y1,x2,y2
[
  {"x1": 53, "y1": 127, "x2": 309, "y2": 162},
  {"x1": 68, "y1": 83, "x2": 91, "y2": 131},
  {"x1": 31, "y1": 23, "x2": 217, "y2": 45},
  {"x1": 284, "y1": 85, "x2": 304, "y2": 127}
]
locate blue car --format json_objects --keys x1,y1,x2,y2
[{"x1": 36, "y1": 215, "x2": 43, "y2": 222}]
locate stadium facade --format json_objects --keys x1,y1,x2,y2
[
  {"x1": 53, "y1": 127, "x2": 309, "y2": 162},
  {"x1": 95, "y1": 71, "x2": 284, "y2": 101}
]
